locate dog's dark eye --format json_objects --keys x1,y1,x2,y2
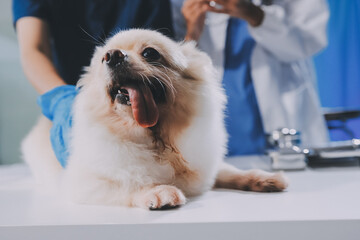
[{"x1": 142, "y1": 47, "x2": 161, "y2": 61}]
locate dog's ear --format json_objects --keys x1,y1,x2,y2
[
  {"x1": 180, "y1": 41, "x2": 215, "y2": 81},
  {"x1": 180, "y1": 41, "x2": 212, "y2": 65}
]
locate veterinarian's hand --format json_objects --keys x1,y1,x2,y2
[
  {"x1": 182, "y1": 0, "x2": 211, "y2": 41},
  {"x1": 208, "y1": 0, "x2": 264, "y2": 27},
  {"x1": 37, "y1": 85, "x2": 78, "y2": 167}
]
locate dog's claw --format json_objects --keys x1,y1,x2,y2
[{"x1": 149, "y1": 204, "x2": 180, "y2": 211}]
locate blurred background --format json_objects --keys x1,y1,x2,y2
[
  {"x1": 0, "y1": 0, "x2": 40, "y2": 165},
  {"x1": 0, "y1": 0, "x2": 359, "y2": 164},
  {"x1": 314, "y1": 0, "x2": 360, "y2": 141}
]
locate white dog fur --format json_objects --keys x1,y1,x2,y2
[{"x1": 22, "y1": 29, "x2": 287, "y2": 210}]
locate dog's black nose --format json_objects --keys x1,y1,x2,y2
[{"x1": 103, "y1": 49, "x2": 127, "y2": 67}]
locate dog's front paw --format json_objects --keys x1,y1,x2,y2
[
  {"x1": 138, "y1": 185, "x2": 186, "y2": 210},
  {"x1": 247, "y1": 170, "x2": 288, "y2": 192}
]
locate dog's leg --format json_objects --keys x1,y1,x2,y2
[
  {"x1": 215, "y1": 162, "x2": 288, "y2": 192},
  {"x1": 63, "y1": 169, "x2": 186, "y2": 209},
  {"x1": 21, "y1": 116, "x2": 62, "y2": 189},
  {"x1": 131, "y1": 185, "x2": 186, "y2": 210}
]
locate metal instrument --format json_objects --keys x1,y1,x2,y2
[
  {"x1": 267, "y1": 128, "x2": 360, "y2": 170},
  {"x1": 267, "y1": 128, "x2": 307, "y2": 170}
]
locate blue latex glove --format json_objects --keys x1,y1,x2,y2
[{"x1": 37, "y1": 85, "x2": 78, "y2": 168}]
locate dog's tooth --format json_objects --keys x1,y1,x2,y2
[{"x1": 118, "y1": 89, "x2": 121, "y2": 94}]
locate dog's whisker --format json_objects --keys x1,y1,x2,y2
[
  {"x1": 149, "y1": 62, "x2": 179, "y2": 76},
  {"x1": 137, "y1": 72, "x2": 146, "y2": 86},
  {"x1": 144, "y1": 74, "x2": 154, "y2": 87},
  {"x1": 78, "y1": 25, "x2": 104, "y2": 46},
  {"x1": 140, "y1": 77, "x2": 147, "y2": 87},
  {"x1": 152, "y1": 75, "x2": 171, "y2": 100},
  {"x1": 136, "y1": 72, "x2": 150, "y2": 87},
  {"x1": 157, "y1": 71, "x2": 176, "y2": 95},
  {"x1": 159, "y1": 64, "x2": 179, "y2": 77},
  {"x1": 152, "y1": 76, "x2": 166, "y2": 94}
]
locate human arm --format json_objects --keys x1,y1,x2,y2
[
  {"x1": 209, "y1": 0, "x2": 329, "y2": 62},
  {"x1": 16, "y1": 17, "x2": 66, "y2": 94},
  {"x1": 181, "y1": 0, "x2": 263, "y2": 42},
  {"x1": 248, "y1": 0, "x2": 329, "y2": 62},
  {"x1": 16, "y1": 16, "x2": 76, "y2": 166},
  {"x1": 181, "y1": 0, "x2": 212, "y2": 41}
]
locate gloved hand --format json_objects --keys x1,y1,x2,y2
[{"x1": 37, "y1": 85, "x2": 78, "y2": 168}]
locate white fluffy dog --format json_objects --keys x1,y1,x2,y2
[{"x1": 22, "y1": 29, "x2": 287, "y2": 210}]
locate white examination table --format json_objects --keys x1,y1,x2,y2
[{"x1": 1, "y1": 156, "x2": 360, "y2": 240}]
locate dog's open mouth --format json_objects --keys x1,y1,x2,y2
[
  {"x1": 110, "y1": 79, "x2": 166, "y2": 128},
  {"x1": 116, "y1": 89, "x2": 131, "y2": 106}
]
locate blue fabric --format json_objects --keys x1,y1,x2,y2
[
  {"x1": 222, "y1": 18, "x2": 266, "y2": 156},
  {"x1": 37, "y1": 86, "x2": 78, "y2": 168},
  {"x1": 314, "y1": 0, "x2": 360, "y2": 140},
  {"x1": 12, "y1": 0, "x2": 174, "y2": 85}
]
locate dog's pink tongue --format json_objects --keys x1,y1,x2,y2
[{"x1": 124, "y1": 85, "x2": 159, "y2": 128}]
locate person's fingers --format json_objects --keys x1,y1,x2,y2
[
  {"x1": 183, "y1": 1, "x2": 209, "y2": 19},
  {"x1": 182, "y1": 0, "x2": 199, "y2": 15},
  {"x1": 188, "y1": 6, "x2": 207, "y2": 25},
  {"x1": 182, "y1": 1, "x2": 209, "y2": 41}
]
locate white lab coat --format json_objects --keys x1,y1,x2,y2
[{"x1": 171, "y1": 0, "x2": 330, "y2": 147}]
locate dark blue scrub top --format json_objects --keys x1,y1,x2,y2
[{"x1": 12, "y1": 0, "x2": 174, "y2": 85}]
